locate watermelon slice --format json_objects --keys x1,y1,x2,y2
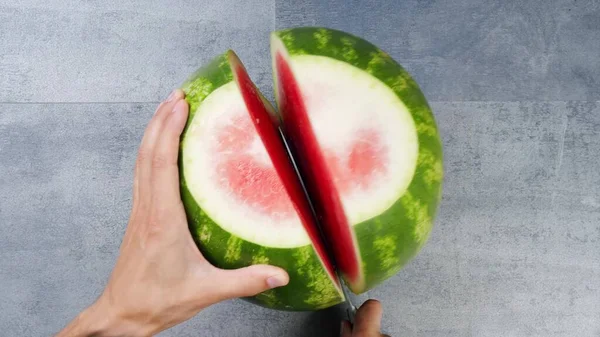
[
  {"x1": 180, "y1": 28, "x2": 443, "y2": 310},
  {"x1": 270, "y1": 28, "x2": 443, "y2": 294},
  {"x1": 179, "y1": 51, "x2": 342, "y2": 310}
]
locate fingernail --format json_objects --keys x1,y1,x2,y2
[
  {"x1": 172, "y1": 100, "x2": 184, "y2": 114},
  {"x1": 266, "y1": 274, "x2": 287, "y2": 289},
  {"x1": 166, "y1": 90, "x2": 176, "y2": 102}
]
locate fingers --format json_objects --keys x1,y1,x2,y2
[
  {"x1": 339, "y1": 300, "x2": 385, "y2": 337},
  {"x1": 134, "y1": 89, "x2": 185, "y2": 206},
  {"x1": 151, "y1": 99, "x2": 189, "y2": 205},
  {"x1": 352, "y1": 299, "x2": 383, "y2": 336},
  {"x1": 209, "y1": 265, "x2": 289, "y2": 301}
]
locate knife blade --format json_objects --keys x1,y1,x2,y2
[{"x1": 336, "y1": 269, "x2": 358, "y2": 323}]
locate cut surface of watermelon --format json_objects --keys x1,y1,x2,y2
[
  {"x1": 270, "y1": 28, "x2": 432, "y2": 293},
  {"x1": 271, "y1": 46, "x2": 361, "y2": 286},
  {"x1": 271, "y1": 49, "x2": 419, "y2": 288},
  {"x1": 290, "y1": 55, "x2": 419, "y2": 223},
  {"x1": 183, "y1": 80, "x2": 312, "y2": 247},
  {"x1": 228, "y1": 52, "x2": 336, "y2": 281},
  {"x1": 180, "y1": 51, "x2": 343, "y2": 310}
]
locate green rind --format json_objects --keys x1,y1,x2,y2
[
  {"x1": 273, "y1": 27, "x2": 444, "y2": 292},
  {"x1": 179, "y1": 51, "x2": 343, "y2": 311}
]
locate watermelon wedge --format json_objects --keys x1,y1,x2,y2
[
  {"x1": 179, "y1": 51, "x2": 342, "y2": 310},
  {"x1": 270, "y1": 27, "x2": 443, "y2": 294},
  {"x1": 180, "y1": 27, "x2": 443, "y2": 310}
]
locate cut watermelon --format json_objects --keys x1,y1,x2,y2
[
  {"x1": 271, "y1": 27, "x2": 443, "y2": 294},
  {"x1": 179, "y1": 28, "x2": 443, "y2": 311},
  {"x1": 180, "y1": 51, "x2": 342, "y2": 310}
]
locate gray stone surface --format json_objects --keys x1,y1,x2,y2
[
  {"x1": 370, "y1": 101, "x2": 600, "y2": 337},
  {"x1": 276, "y1": 0, "x2": 600, "y2": 101},
  {"x1": 1, "y1": 0, "x2": 599, "y2": 336},
  {"x1": 0, "y1": 0, "x2": 274, "y2": 102}
]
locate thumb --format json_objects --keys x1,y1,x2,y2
[
  {"x1": 353, "y1": 299, "x2": 383, "y2": 336},
  {"x1": 212, "y1": 265, "x2": 289, "y2": 300}
]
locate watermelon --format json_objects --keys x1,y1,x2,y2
[
  {"x1": 179, "y1": 27, "x2": 443, "y2": 310},
  {"x1": 179, "y1": 51, "x2": 343, "y2": 311}
]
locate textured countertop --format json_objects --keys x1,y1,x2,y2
[{"x1": 1, "y1": 1, "x2": 598, "y2": 336}]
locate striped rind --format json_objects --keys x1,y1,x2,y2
[
  {"x1": 179, "y1": 51, "x2": 343, "y2": 310},
  {"x1": 273, "y1": 27, "x2": 444, "y2": 292}
]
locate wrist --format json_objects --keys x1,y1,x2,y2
[{"x1": 57, "y1": 296, "x2": 149, "y2": 337}]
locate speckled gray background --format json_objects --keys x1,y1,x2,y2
[{"x1": 1, "y1": 0, "x2": 599, "y2": 336}]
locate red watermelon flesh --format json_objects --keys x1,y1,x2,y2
[
  {"x1": 272, "y1": 51, "x2": 363, "y2": 285},
  {"x1": 227, "y1": 53, "x2": 337, "y2": 283}
]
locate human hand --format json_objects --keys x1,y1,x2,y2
[
  {"x1": 57, "y1": 89, "x2": 289, "y2": 337},
  {"x1": 340, "y1": 300, "x2": 390, "y2": 337}
]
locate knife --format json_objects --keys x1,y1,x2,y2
[{"x1": 336, "y1": 269, "x2": 358, "y2": 323}]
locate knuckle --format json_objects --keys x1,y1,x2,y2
[
  {"x1": 145, "y1": 219, "x2": 164, "y2": 238},
  {"x1": 137, "y1": 147, "x2": 152, "y2": 164},
  {"x1": 151, "y1": 154, "x2": 174, "y2": 170}
]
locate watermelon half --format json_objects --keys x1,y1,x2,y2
[{"x1": 179, "y1": 27, "x2": 443, "y2": 311}]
